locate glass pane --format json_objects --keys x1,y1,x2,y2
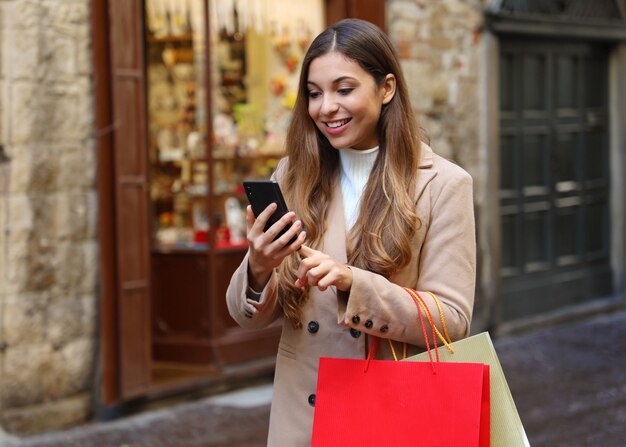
[
  {"x1": 499, "y1": 53, "x2": 515, "y2": 112},
  {"x1": 555, "y1": 54, "x2": 578, "y2": 110},
  {"x1": 500, "y1": 134, "x2": 516, "y2": 192},
  {"x1": 522, "y1": 54, "x2": 546, "y2": 111},
  {"x1": 585, "y1": 201, "x2": 608, "y2": 254},
  {"x1": 555, "y1": 131, "x2": 579, "y2": 184},
  {"x1": 146, "y1": 0, "x2": 209, "y2": 251},
  {"x1": 501, "y1": 213, "x2": 518, "y2": 275},
  {"x1": 555, "y1": 205, "x2": 579, "y2": 260},
  {"x1": 523, "y1": 209, "x2": 549, "y2": 269},
  {"x1": 209, "y1": 1, "x2": 325, "y2": 248},
  {"x1": 583, "y1": 56, "x2": 606, "y2": 108},
  {"x1": 584, "y1": 130, "x2": 606, "y2": 182},
  {"x1": 523, "y1": 133, "x2": 548, "y2": 189}
]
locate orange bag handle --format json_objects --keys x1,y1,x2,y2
[
  {"x1": 404, "y1": 288, "x2": 439, "y2": 364},
  {"x1": 365, "y1": 288, "x2": 437, "y2": 373},
  {"x1": 407, "y1": 289, "x2": 455, "y2": 354},
  {"x1": 426, "y1": 291, "x2": 454, "y2": 347}
]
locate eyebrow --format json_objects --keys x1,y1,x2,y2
[{"x1": 307, "y1": 76, "x2": 358, "y2": 88}]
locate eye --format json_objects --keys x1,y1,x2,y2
[
  {"x1": 308, "y1": 90, "x2": 321, "y2": 99},
  {"x1": 338, "y1": 88, "x2": 354, "y2": 95}
]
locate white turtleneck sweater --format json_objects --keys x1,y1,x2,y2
[{"x1": 338, "y1": 146, "x2": 379, "y2": 230}]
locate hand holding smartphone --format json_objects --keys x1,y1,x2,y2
[{"x1": 243, "y1": 180, "x2": 299, "y2": 245}]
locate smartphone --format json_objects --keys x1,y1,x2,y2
[{"x1": 243, "y1": 180, "x2": 298, "y2": 244}]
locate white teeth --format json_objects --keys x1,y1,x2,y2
[{"x1": 327, "y1": 119, "x2": 349, "y2": 128}]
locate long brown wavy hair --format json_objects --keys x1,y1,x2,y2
[{"x1": 277, "y1": 19, "x2": 423, "y2": 328}]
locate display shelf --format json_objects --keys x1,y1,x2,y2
[
  {"x1": 152, "y1": 243, "x2": 209, "y2": 254},
  {"x1": 147, "y1": 33, "x2": 193, "y2": 44},
  {"x1": 142, "y1": 0, "x2": 308, "y2": 372}
]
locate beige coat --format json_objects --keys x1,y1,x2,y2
[{"x1": 226, "y1": 145, "x2": 476, "y2": 446}]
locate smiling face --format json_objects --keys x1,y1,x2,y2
[{"x1": 306, "y1": 51, "x2": 396, "y2": 150}]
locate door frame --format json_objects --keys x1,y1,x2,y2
[
  {"x1": 93, "y1": 0, "x2": 118, "y2": 407},
  {"x1": 479, "y1": 29, "x2": 626, "y2": 335},
  {"x1": 93, "y1": 0, "x2": 386, "y2": 407}
]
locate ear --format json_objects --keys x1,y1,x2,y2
[{"x1": 381, "y1": 74, "x2": 396, "y2": 105}]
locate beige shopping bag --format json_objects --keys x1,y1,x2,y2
[{"x1": 405, "y1": 332, "x2": 531, "y2": 447}]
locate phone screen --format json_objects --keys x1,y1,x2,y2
[{"x1": 243, "y1": 180, "x2": 296, "y2": 243}]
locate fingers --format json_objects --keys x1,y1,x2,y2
[
  {"x1": 295, "y1": 256, "x2": 330, "y2": 289},
  {"x1": 248, "y1": 203, "x2": 277, "y2": 234},
  {"x1": 298, "y1": 245, "x2": 315, "y2": 258},
  {"x1": 245, "y1": 205, "x2": 256, "y2": 232},
  {"x1": 247, "y1": 203, "x2": 301, "y2": 250},
  {"x1": 295, "y1": 255, "x2": 352, "y2": 292}
]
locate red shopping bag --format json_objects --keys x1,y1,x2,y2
[{"x1": 311, "y1": 290, "x2": 490, "y2": 447}]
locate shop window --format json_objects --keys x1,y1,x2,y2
[{"x1": 144, "y1": 0, "x2": 325, "y2": 252}]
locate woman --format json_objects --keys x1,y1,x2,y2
[{"x1": 226, "y1": 18, "x2": 476, "y2": 446}]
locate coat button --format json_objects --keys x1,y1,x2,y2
[
  {"x1": 350, "y1": 328, "x2": 361, "y2": 338},
  {"x1": 308, "y1": 394, "x2": 316, "y2": 407},
  {"x1": 365, "y1": 319, "x2": 374, "y2": 329},
  {"x1": 307, "y1": 321, "x2": 319, "y2": 333},
  {"x1": 380, "y1": 324, "x2": 389, "y2": 333},
  {"x1": 352, "y1": 315, "x2": 360, "y2": 324}
]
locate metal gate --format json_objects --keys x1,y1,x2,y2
[{"x1": 499, "y1": 38, "x2": 613, "y2": 321}]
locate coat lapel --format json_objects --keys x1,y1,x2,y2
[
  {"x1": 322, "y1": 143, "x2": 438, "y2": 259},
  {"x1": 415, "y1": 143, "x2": 437, "y2": 202}
]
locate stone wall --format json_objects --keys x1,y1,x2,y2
[
  {"x1": 387, "y1": 0, "x2": 491, "y2": 323},
  {"x1": 0, "y1": 0, "x2": 493, "y2": 436},
  {"x1": 0, "y1": 0, "x2": 97, "y2": 435},
  {"x1": 387, "y1": 0, "x2": 486, "y2": 177}
]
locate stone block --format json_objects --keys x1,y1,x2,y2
[
  {"x1": 76, "y1": 31, "x2": 93, "y2": 75},
  {"x1": 51, "y1": 241, "x2": 97, "y2": 294},
  {"x1": 45, "y1": 80, "x2": 94, "y2": 142},
  {"x1": 0, "y1": 196, "x2": 5, "y2": 295},
  {"x1": 85, "y1": 191, "x2": 98, "y2": 239},
  {"x1": 388, "y1": 0, "x2": 423, "y2": 22},
  {"x1": 6, "y1": 147, "x2": 29, "y2": 193},
  {"x1": 0, "y1": 82, "x2": 6, "y2": 149},
  {"x1": 40, "y1": 338, "x2": 94, "y2": 401},
  {"x1": 9, "y1": 81, "x2": 44, "y2": 145},
  {"x1": 39, "y1": 30, "x2": 77, "y2": 82},
  {"x1": 390, "y1": 19, "x2": 420, "y2": 60},
  {"x1": 2, "y1": 0, "x2": 41, "y2": 31},
  {"x1": 6, "y1": 194, "x2": 34, "y2": 244},
  {"x1": 49, "y1": 191, "x2": 97, "y2": 242},
  {"x1": 0, "y1": 392, "x2": 91, "y2": 435},
  {"x1": 10, "y1": 80, "x2": 94, "y2": 145},
  {"x1": 9, "y1": 145, "x2": 61, "y2": 193},
  {"x1": 46, "y1": 298, "x2": 96, "y2": 349},
  {"x1": 6, "y1": 239, "x2": 56, "y2": 294},
  {"x1": 401, "y1": 61, "x2": 434, "y2": 111},
  {"x1": 54, "y1": 193, "x2": 88, "y2": 242},
  {"x1": 2, "y1": 293, "x2": 48, "y2": 347},
  {"x1": 0, "y1": 344, "x2": 52, "y2": 407},
  {"x1": 8, "y1": 30, "x2": 39, "y2": 81},
  {"x1": 42, "y1": 0, "x2": 90, "y2": 27},
  {"x1": 58, "y1": 146, "x2": 96, "y2": 190}
]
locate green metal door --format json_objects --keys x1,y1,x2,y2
[{"x1": 499, "y1": 38, "x2": 613, "y2": 321}]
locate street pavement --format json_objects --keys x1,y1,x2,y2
[{"x1": 3, "y1": 308, "x2": 626, "y2": 447}]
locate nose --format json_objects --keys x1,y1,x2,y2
[{"x1": 320, "y1": 94, "x2": 339, "y2": 116}]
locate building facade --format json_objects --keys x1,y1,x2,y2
[{"x1": 0, "y1": 0, "x2": 624, "y2": 435}]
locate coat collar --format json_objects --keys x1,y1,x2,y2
[
  {"x1": 419, "y1": 142, "x2": 434, "y2": 168},
  {"x1": 415, "y1": 143, "x2": 437, "y2": 201}
]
